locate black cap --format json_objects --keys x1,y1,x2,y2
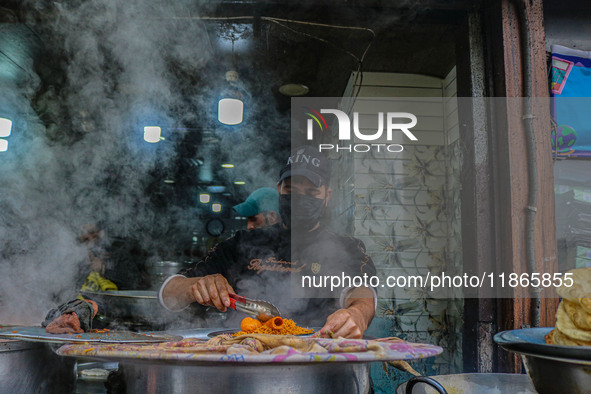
[{"x1": 278, "y1": 146, "x2": 331, "y2": 187}]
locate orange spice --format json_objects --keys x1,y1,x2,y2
[{"x1": 233, "y1": 317, "x2": 313, "y2": 336}]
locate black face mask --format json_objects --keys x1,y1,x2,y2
[{"x1": 279, "y1": 193, "x2": 326, "y2": 231}]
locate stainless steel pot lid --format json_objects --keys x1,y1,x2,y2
[
  {"x1": 147, "y1": 261, "x2": 190, "y2": 268},
  {"x1": 0, "y1": 325, "x2": 181, "y2": 344}
]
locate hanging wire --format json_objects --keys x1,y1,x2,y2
[
  {"x1": 157, "y1": 14, "x2": 376, "y2": 106},
  {"x1": 164, "y1": 15, "x2": 375, "y2": 73},
  {"x1": 231, "y1": 39, "x2": 236, "y2": 70},
  {"x1": 260, "y1": 16, "x2": 376, "y2": 107}
]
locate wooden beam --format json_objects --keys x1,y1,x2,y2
[
  {"x1": 211, "y1": 0, "x2": 481, "y2": 11},
  {"x1": 482, "y1": 0, "x2": 558, "y2": 373},
  {"x1": 456, "y1": 11, "x2": 497, "y2": 374}
]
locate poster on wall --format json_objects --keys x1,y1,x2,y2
[{"x1": 551, "y1": 45, "x2": 591, "y2": 157}]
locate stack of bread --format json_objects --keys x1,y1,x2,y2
[{"x1": 546, "y1": 267, "x2": 591, "y2": 346}]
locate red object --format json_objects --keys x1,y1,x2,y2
[
  {"x1": 45, "y1": 313, "x2": 84, "y2": 334},
  {"x1": 228, "y1": 293, "x2": 246, "y2": 310}
]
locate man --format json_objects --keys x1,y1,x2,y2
[
  {"x1": 233, "y1": 187, "x2": 281, "y2": 230},
  {"x1": 160, "y1": 146, "x2": 376, "y2": 338}
]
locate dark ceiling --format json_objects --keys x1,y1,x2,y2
[
  {"x1": 1, "y1": 1, "x2": 464, "y2": 100},
  {"x1": 0, "y1": 0, "x2": 466, "y2": 244}
]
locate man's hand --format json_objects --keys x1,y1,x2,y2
[
  {"x1": 320, "y1": 307, "x2": 367, "y2": 338},
  {"x1": 161, "y1": 274, "x2": 235, "y2": 312},
  {"x1": 190, "y1": 274, "x2": 235, "y2": 311},
  {"x1": 319, "y1": 287, "x2": 375, "y2": 339}
]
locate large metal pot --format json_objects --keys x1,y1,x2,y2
[
  {"x1": 146, "y1": 261, "x2": 192, "y2": 290},
  {"x1": 79, "y1": 290, "x2": 225, "y2": 329},
  {"x1": 0, "y1": 339, "x2": 76, "y2": 393},
  {"x1": 113, "y1": 360, "x2": 371, "y2": 394},
  {"x1": 81, "y1": 290, "x2": 163, "y2": 320}
]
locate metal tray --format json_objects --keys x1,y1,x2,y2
[
  {"x1": 494, "y1": 327, "x2": 591, "y2": 361},
  {"x1": 207, "y1": 327, "x2": 320, "y2": 338},
  {"x1": 0, "y1": 325, "x2": 181, "y2": 344}
]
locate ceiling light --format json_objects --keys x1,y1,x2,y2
[
  {"x1": 0, "y1": 139, "x2": 7, "y2": 152},
  {"x1": 218, "y1": 99, "x2": 243, "y2": 125},
  {"x1": 212, "y1": 203, "x2": 222, "y2": 213},
  {"x1": 199, "y1": 193, "x2": 210, "y2": 203},
  {"x1": 0, "y1": 118, "x2": 12, "y2": 137},
  {"x1": 221, "y1": 163, "x2": 234, "y2": 168},
  {"x1": 234, "y1": 181, "x2": 245, "y2": 185},
  {"x1": 143, "y1": 126, "x2": 163, "y2": 143},
  {"x1": 218, "y1": 71, "x2": 245, "y2": 126},
  {"x1": 279, "y1": 83, "x2": 309, "y2": 96}
]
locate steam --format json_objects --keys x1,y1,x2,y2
[{"x1": 0, "y1": 0, "x2": 284, "y2": 325}]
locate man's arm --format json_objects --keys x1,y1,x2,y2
[
  {"x1": 319, "y1": 287, "x2": 375, "y2": 338},
  {"x1": 160, "y1": 233, "x2": 241, "y2": 311}
]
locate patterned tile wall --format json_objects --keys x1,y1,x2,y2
[{"x1": 330, "y1": 70, "x2": 463, "y2": 392}]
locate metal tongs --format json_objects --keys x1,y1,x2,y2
[{"x1": 228, "y1": 293, "x2": 281, "y2": 322}]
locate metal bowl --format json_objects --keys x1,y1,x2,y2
[
  {"x1": 520, "y1": 352, "x2": 591, "y2": 394},
  {"x1": 206, "y1": 327, "x2": 322, "y2": 338},
  {"x1": 494, "y1": 327, "x2": 591, "y2": 393},
  {"x1": 396, "y1": 373, "x2": 536, "y2": 394},
  {"x1": 146, "y1": 261, "x2": 192, "y2": 289}
]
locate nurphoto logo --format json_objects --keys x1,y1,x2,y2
[{"x1": 305, "y1": 108, "x2": 418, "y2": 153}]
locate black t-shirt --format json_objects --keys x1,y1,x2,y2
[{"x1": 179, "y1": 224, "x2": 376, "y2": 326}]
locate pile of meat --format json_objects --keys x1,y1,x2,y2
[{"x1": 42, "y1": 299, "x2": 98, "y2": 334}]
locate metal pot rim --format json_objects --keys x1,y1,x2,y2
[
  {"x1": 81, "y1": 290, "x2": 157, "y2": 299},
  {"x1": 147, "y1": 261, "x2": 190, "y2": 267},
  {"x1": 0, "y1": 339, "x2": 43, "y2": 352}
]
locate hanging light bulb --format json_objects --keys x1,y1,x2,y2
[
  {"x1": 0, "y1": 117, "x2": 12, "y2": 137},
  {"x1": 218, "y1": 71, "x2": 245, "y2": 125},
  {"x1": 143, "y1": 126, "x2": 163, "y2": 143},
  {"x1": 0, "y1": 117, "x2": 12, "y2": 152}
]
